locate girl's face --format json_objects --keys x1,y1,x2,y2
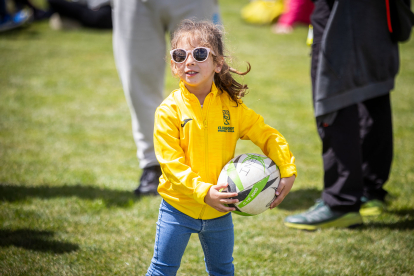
[{"x1": 171, "y1": 38, "x2": 222, "y2": 95}]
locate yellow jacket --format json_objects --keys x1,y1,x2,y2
[{"x1": 154, "y1": 81, "x2": 297, "y2": 220}]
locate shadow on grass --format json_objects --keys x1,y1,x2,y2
[
  {"x1": 389, "y1": 209, "x2": 414, "y2": 217},
  {"x1": 0, "y1": 229, "x2": 79, "y2": 254},
  {"x1": 349, "y1": 209, "x2": 414, "y2": 230},
  {"x1": 363, "y1": 219, "x2": 414, "y2": 230},
  {"x1": 278, "y1": 190, "x2": 414, "y2": 230},
  {"x1": 0, "y1": 26, "x2": 41, "y2": 39},
  {"x1": 277, "y1": 188, "x2": 321, "y2": 211},
  {"x1": 364, "y1": 209, "x2": 414, "y2": 230},
  {"x1": 0, "y1": 183, "x2": 141, "y2": 208}
]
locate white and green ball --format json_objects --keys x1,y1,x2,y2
[{"x1": 218, "y1": 153, "x2": 280, "y2": 216}]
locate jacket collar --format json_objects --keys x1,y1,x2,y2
[{"x1": 179, "y1": 81, "x2": 219, "y2": 101}]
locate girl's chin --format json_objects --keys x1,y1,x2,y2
[{"x1": 184, "y1": 78, "x2": 199, "y2": 85}]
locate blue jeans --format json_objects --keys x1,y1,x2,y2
[{"x1": 146, "y1": 200, "x2": 235, "y2": 276}]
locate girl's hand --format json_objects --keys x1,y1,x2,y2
[
  {"x1": 204, "y1": 183, "x2": 239, "y2": 213},
  {"x1": 270, "y1": 175, "x2": 296, "y2": 209}
]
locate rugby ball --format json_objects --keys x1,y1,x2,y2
[{"x1": 218, "y1": 153, "x2": 280, "y2": 216}]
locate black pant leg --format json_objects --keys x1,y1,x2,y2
[
  {"x1": 79, "y1": 5, "x2": 112, "y2": 29},
  {"x1": 317, "y1": 95, "x2": 392, "y2": 211},
  {"x1": 48, "y1": 0, "x2": 87, "y2": 21},
  {"x1": 48, "y1": 0, "x2": 112, "y2": 29},
  {"x1": 319, "y1": 105, "x2": 363, "y2": 212},
  {"x1": 311, "y1": 0, "x2": 363, "y2": 212},
  {"x1": 360, "y1": 94, "x2": 393, "y2": 201}
]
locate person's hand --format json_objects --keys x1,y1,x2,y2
[
  {"x1": 204, "y1": 183, "x2": 239, "y2": 213},
  {"x1": 270, "y1": 175, "x2": 295, "y2": 209}
]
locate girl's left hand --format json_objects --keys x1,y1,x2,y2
[
  {"x1": 205, "y1": 183, "x2": 239, "y2": 213},
  {"x1": 269, "y1": 175, "x2": 295, "y2": 209}
]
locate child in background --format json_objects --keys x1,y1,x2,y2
[
  {"x1": 272, "y1": 0, "x2": 314, "y2": 34},
  {"x1": 147, "y1": 19, "x2": 297, "y2": 276}
]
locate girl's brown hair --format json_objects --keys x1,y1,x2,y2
[{"x1": 170, "y1": 19, "x2": 251, "y2": 104}]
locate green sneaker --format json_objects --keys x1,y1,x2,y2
[
  {"x1": 359, "y1": 197, "x2": 386, "y2": 217},
  {"x1": 284, "y1": 200, "x2": 363, "y2": 230}
]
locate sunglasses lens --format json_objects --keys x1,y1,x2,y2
[
  {"x1": 172, "y1": 49, "x2": 187, "y2": 63},
  {"x1": 193, "y1": 48, "x2": 209, "y2": 62}
]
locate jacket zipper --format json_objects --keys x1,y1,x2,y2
[{"x1": 198, "y1": 94, "x2": 213, "y2": 219}]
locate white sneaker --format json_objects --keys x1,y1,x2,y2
[{"x1": 49, "y1": 13, "x2": 81, "y2": 30}]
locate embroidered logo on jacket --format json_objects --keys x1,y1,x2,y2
[
  {"x1": 218, "y1": 126, "x2": 234, "y2": 132},
  {"x1": 181, "y1": 118, "x2": 193, "y2": 127},
  {"x1": 222, "y1": 110, "x2": 230, "y2": 125},
  {"x1": 218, "y1": 110, "x2": 234, "y2": 132}
]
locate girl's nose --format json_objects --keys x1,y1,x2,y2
[{"x1": 186, "y1": 53, "x2": 196, "y2": 65}]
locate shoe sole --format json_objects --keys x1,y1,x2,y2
[
  {"x1": 359, "y1": 200, "x2": 386, "y2": 217},
  {"x1": 360, "y1": 206, "x2": 385, "y2": 217},
  {"x1": 284, "y1": 213, "x2": 363, "y2": 231}
]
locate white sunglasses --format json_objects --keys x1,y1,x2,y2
[{"x1": 170, "y1": 47, "x2": 216, "y2": 63}]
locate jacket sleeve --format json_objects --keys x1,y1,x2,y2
[
  {"x1": 154, "y1": 106, "x2": 212, "y2": 205},
  {"x1": 238, "y1": 103, "x2": 297, "y2": 178}
]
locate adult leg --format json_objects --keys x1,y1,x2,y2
[
  {"x1": 147, "y1": 200, "x2": 200, "y2": 276},
  {"x1": 283, "y1": 0, "x2": 362, "y2": 230},
  {"x1": 284, "y1": 105, "x2": 364, "y2": 230},
  {"x1": 113, "y1": 0, "x2": 165, "y2": 170},
  {"x1": 310, "y1": 0, "x2": 364, "y2": 211},
  {"x1": 165, "y1": 0, "x2": 221, "y2": 36},
  {"x1": 309, "y1": 0, "x2": 363, "y2": 211},
  {"x1": 198, "y1": 213, "x2": 234, "y2": 276},
  {"x1": 360, "y1": 94, "x2": 393, "y2": 201},
  {"x1": 319, "y1": 105, "x2": 363, "y2": 212},
  {"x1": 113, "y1": 0, "x2": 220, "y2": 195},
  {"x1": 113, "y1": 0, "x2": 168, "y2": 195}
]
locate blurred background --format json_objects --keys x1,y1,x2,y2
[{"x1": 1, "y1": 0, "x2": 413, "y2": 275}]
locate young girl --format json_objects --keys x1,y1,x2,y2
[{"x1": 147, "y1": 19, "x2": 297, "y2": 276}]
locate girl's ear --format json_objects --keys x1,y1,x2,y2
[{"x1": 215, "y1": 57, "x2": 224, "y2": 73}]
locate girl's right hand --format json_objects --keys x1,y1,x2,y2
[{"x1": 204, "y1": 183, "x2": 239, "y2": 213}]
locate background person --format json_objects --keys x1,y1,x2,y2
[
  {"x1": 0, "y1": 0, "x2": 47, "y2": 32},
  {"x1": 284, "y1": 0, "x2": 401, "y2": 230},
  {"x1": 112, "y1": 0, "x2": 221, "y2": 196},
  {"x1": 48, "y1": 0, "x2": 111, "y2": 30},
  {"x1": 272, "y1": 0, "x2": 314, "y2": 34}
]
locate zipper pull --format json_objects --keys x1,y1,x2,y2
[{"x1": 204, "y1": 120, "x2": 208, "y2": 128}]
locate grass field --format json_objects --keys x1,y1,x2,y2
[{"x1": 1, "y1": 1, "x2": 414, "y2": 275}]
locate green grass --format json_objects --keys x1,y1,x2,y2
[{"x1": 1, "y1": 1, "x2": 414, "y2": 275}]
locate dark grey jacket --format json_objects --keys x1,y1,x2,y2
[{"x1": 314, "y1": 0, "x2": 399, "y2": 117}]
